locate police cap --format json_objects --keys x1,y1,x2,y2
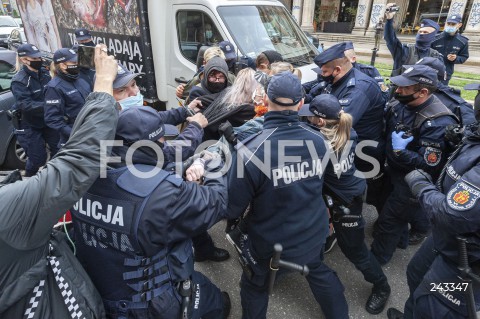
[
  {"x1": 218, "y1": 41, "x2": 236, "y2": 60},
  {"x1": 53, "y1": 48, "x2": 78, "y2": 64},
  {"x1": 390, "y1": 65, "x2": 438, "y2": 87},
  {"x1": 446, "y1": 15, "x2": 462, "y2": 24},
  {"x1": 116, "y1": 107, "x2": 179, "y2": 143},
  {"x1": 75, "y1": 28, "x2": 92, "y2": 41},
  {"x1": 267, "y1": 71, "x2": 303, "y2": 107},
  {"x1": 420, "y1": 19, "x2": 440, "y2": 32},
  {"x1": 415, "y1": 57, "x2": 446, "y2": 82},
  {"x1": 113, "y1": 64, "x2": 142, "y2": 89},
  {"x1": 299, "y1": 94, "x2": 342, "y2": 119},
  {"x1": 314, "y1": 42, "x2": 346, "y2": 67},
  {"x1": 344, "y1": 41, "x2": 354, "y2": 51},
  {"x1": 17, "y1": 44, "x2": 42, "y2": 58}
]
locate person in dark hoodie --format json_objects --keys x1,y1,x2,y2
[
  {"x1": 44, "y1": 48, "x2": 92, "y2": 147},
  {"x1": 384, "y1": 2, "x2": 443, "y2": 77},
  {"x1": 188, "y1": 56, "x2": 229, "y2": 103}
]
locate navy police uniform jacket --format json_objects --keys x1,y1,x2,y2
[
  {"x1": 70, "y1": 159, "x2": 227, "y2": 312},
  {"x1": 226, "y1": 111, "x2": 330, "y2": 259},
  {"x1": 415, "y1": 125, "x2": 480, "y2": 315},
  {"x1": 353, "y1": 62, "x2": 388, "y2": 97},
  {"x1": 384, "y1": 19, "x2": 443, "y2": 76},
  {"x1": 158, "y1": 107, "x2": 203, "y2": 164},
  {"x1": 325, "y1": 68, "x2": 386, "y2": 164},
  {"x1": 322, "y1": 128, "x2": 366, "y2": 204},
  {"x1": 435, "y1": 82, "x2": 476, "y2": 125},
  {"x1": 431, "y1": 32, "x2": 469, "y2": 77},
  {"x1": 11, "y1": 66, "x2": 51, "y2": 128},
  {"x1": 385, "y1": 95, "x2": 458, "y2": 178},
  {"x1": 44, "y1": 72, "x2": 91, "y2": 143}
]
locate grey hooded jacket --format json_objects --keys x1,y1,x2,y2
[{"x1": 0, "y1": 92, "x2": 118, "y2": 318}]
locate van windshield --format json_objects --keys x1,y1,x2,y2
[{"x1": 217, "y1": 5, "x2": 318, "y2": 66}]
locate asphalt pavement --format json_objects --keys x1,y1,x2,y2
[{"x1": 195, "y1": 204, "x2": 419, "y2": 319}]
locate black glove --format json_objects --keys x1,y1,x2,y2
[
  {"x1": 444, "y1": 124, "x2": 463, "y2": 145},
  {"x1": 404, "y1": 169, "x2": 433, "y2": 197},
  {"x1": 0, "y1": 169, "x2": 22, "y2": 185}
]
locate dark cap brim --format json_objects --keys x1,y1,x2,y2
[
  {"x1": 390, "y1": 74, "x2": 418, "y2": 87},
  {"x1": 298, "y1": 104, "x2": 315, "y2": 116},
  {"x1": 464, "y1": 83, "x2": 480, "y2": 90},
  {"x1": 76, "y1": 35, "x2": 92, "y2": 41},
  {"x1": 312, "y1": 67, "x2": 322, "y2": 74},
  {"x1": 25, "y1": 52, "x2": 43, "y2": 58},
  {"x1": 113, "y1": 73, "x2": 141, "y2": 89},
  {"x1": 224, "y1": 51, "x2": 236, "y2": 60}
]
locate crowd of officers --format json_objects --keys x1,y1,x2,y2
[{"x1": 1, "y1": 6, "x2": 480, "y2": 319}]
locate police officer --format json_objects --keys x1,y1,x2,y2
[
  {"x1": 0, "y1": 44, "x2": 118, "y2": 319},
  {"x1": 75, "y1": 27, "x2": 95, "y2": 46},
  {"x1": 314, "y1": 42, "x2": 387, "y2": 216},
  {"x1": 431, "y1": 14, "x2": 469, "y2": 85},
  {"x1": 11, "y1": 43, "x2": 60, "y2": 177},
  {"x1": 72, "y1": 27, "x2": 96, "y2": 88},
  {"x1": 371, "y1": 65, "x2": 458, "y2": 265},
  {"x1": 384, "y1": 3, "x2": 443, "y2": 76},
  {"x1": 45, "y1": 48, "x2": 92, "y2": 147},
  {"x1": 227, "y1": 72, "x2": 349, "y2": 319},
  {"x1": 387, "y1": 99, "x2": 480, "y2": 319},
  {"x1": 415, "y1": 57, "x2": 475, "y2": 125},
  {"x1": 70, "y1": 107, "x2": 231, "y2": 319},
  {"x1": 344, "y1": 41, "x2": 389, "y2": 95},
  {"x1": 299, "y1": 94, "x2": 391, "y2": 315}
]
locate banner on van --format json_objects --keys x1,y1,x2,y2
[{"x1": 17, "y1": 0, "x2": 155, "y2": 100}]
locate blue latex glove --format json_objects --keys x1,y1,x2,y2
[{"x1": 392, "y1": 131, "x2": 414, "y2": 150}]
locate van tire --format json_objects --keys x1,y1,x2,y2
[{"x1": 4, "y1": 136, "x2": 26, "y2": 169}]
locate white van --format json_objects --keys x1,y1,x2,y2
[{"x1": 19, "y1": 0, "x2": 318, "y2": 109}]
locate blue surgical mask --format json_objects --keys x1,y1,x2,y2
[
  {"x1": 444, "y1": 26, "x2": 457, "y2": 35},
  {"x1": 119, "y1": 91, "x2": 143, "y2": 111},
  {"x1": 206, "y1": 30, "x2": 213, "y2": 39}
]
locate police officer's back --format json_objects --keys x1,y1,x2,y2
[
  {"x1": 431, "y1": 14, "x2": 469, "y2": 85},
  {"x1": 227, "y1": 72, "x2": 349, "y2": 319},
  {"x1": 384, "y1": 3, "x2": 443, "y2": 76},
  {"x1": 70, "y1": 107, "x2": 230, "y2": 319},
  {"x1": 45, "y1": 48, "x2": 91, "y2": 146}
]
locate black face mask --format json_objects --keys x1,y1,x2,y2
[
  {"x1": 66, "y1": 64, "x2": 79, "y2": 75},
  {"x1": 29, "y1": 60, "x2": 43, "y2": 70},
  {"x1": 82, "y1": 41, "x2": 95, "y2": 47},
  {"x1": 207, "y1": 81, "x2": 227, "y2": 93},
  {"x1": 394, "y1": 91, "x2": 419, "y2": 105},
  {"x1": 321, "y1": 71, "x2": 337, "y2": 85}
]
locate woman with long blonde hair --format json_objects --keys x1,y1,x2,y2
[{"x1": 299, "y1": 94, "x2": 391, "y2": 312}]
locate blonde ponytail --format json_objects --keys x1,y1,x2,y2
[{"x1": 319, "y1": 111, "x2": 353, "y2": 154}]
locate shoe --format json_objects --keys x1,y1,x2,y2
[
  {"x1": 408, "y1": 230, "x2": 428, "y2": 246},
  {"x1": 324, "y1": 230, "x2": 337, "y2": 254},
  {"x1": 366, "y1": 282, "x2": 391, "y2": 314},
  {"x1": 222, "y1": 291, "x2": 231, "y2": 318},
  {"x1": 195, "y1": 247, "x2": 230, "y2": 262},
  {"x1": 387, "y1": 307, "x2": 404, "y2": 319}
]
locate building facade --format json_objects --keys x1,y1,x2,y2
[{"x1": 293, "y1": 0, "x2": 480, "y2": 40}]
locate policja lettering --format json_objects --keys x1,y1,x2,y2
[
  {"x1": 271, "y1": 158, "x2": 323, "y2": 187},
  {"x1": 73, "y1": 197, "x2": 125, "y2": 226}
]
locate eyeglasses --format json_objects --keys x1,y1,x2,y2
[{"x1": 208, "y1": 73, "x2": 226, "y2": 82}]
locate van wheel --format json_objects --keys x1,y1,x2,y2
[{"x1": 4, "y1": 136, "x2": 26, "y2": 169}]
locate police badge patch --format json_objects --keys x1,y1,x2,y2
[
  {"x1": 447, "y1": 182, "x2": 480, "y2": 211},
  {"x1": 424, "y1": 147, "x2": 441, "y2": 166}
]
